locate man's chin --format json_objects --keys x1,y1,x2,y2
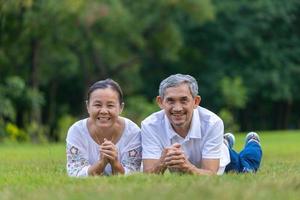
[{"x1": 171, "y1": 121, "x2": 185, "y2": 127}]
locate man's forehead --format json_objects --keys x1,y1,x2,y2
[{"x1": 164, "y1": 84, "x2": 193, "y2": 98}]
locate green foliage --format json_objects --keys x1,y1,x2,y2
[
  {"x1": 5, "y1": 122, "x2": 28, "y2": 142},
  {"x1": 218, "y1": 76, "x2": 247, "y2": 132},
  {"x1": 25, "y1": 121, "x2": 48, "y2": 143},
  {"x1": 0, "y1": 118, "x2": 6, "y2": 141},
  {"x1": 123, "y1": 96, "x2": 159, "y2": 125},
  {"x1": 219, "y1": 108, "x2": 239, "y2": 133},
  {"x1": 56, "y1": 114, "x2": 78, "y2": 142},
  {"x1": 4, "y1": 76, "x2": 26, "y2": 98},
  {"x1": 0, "y1": 76, "x2": 26, "y2": 122},
  {"x1": 1, "y1": 0, "x2": 217, "y2": 142},
  {"x1": 220, "y1": 76, "x2": 248, "y2": 109},
  {"x1": 0, "y1": 94, "x2": 16, "y2": 122},
  {"x1": 0, "y1": 76, "x2": 46, "y2": 142},
  {"x1": 1, "y1": 0, "x2": 300, "y2": 140},
  {"x1": 25, "y1": 88, "x2": 45, "y2": 113}
]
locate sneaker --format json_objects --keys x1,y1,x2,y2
[
  {"x1": 245, "y1": 132, "x2": 260, "y2": 144},
  {"x1": 224, "y1": 133, "x2": 235, "y2": 149}
]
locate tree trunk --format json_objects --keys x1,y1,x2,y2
[
  {"x1": 47, "y1": 80, "x2": 58, "y2": 141},
  {"x1": 29, "y1": 37, "x2": 42, "y2": 142}
]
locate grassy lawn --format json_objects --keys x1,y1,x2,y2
[{"x1": 1, "y1": 130, "x2": 300, "y2": 200}]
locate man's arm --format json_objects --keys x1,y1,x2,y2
[
  {"x1": 143, "y1": 148, "x2": 169, "y2": 174},
  {"x1": 143, "y1": 159, "x2": 167, "y2": 174},
  {"x1": 189, "y1": 158, "x2": 220, "y2": 175},
  {"x1": 164, "y1": 143, "x2": 220, "y2": 175}
]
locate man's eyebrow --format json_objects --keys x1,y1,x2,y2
[{"x1": 165, "y1": 97, "x2": 174, "y2": 100}]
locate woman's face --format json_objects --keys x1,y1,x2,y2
[{"x1": 87, "y1": 88, "x2": 123, "y2": 129}]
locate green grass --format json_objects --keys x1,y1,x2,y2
[{"x1": 1, "y1": 130, "x2": 300, "y2": 200}]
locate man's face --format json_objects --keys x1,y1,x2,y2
[{"x1": 157, "y1": 84, "x2": 201, "y2": 135}]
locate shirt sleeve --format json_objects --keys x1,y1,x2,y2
[
  {"x1": 141, "y1": 122, "x2": 164, "y2": 160},
  {"x1": 66, "y1": 143, "x2": 90, "y2": 177},
  {"x1": 122, "y1": 145, "x2": 142, "y2": 175},
  {"x1": 118, "y1": 124, "x2": 142, "y2": 175},
  {"x1": 202, "y1": 119, "x2": 224, "y2": 159},
  {"x1": 66, "y1": 124, "x2": 91, "y2": 177}
]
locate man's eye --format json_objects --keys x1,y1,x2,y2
[{"x1": 167, "y1": 100, "x2": 174, "y2": 104}]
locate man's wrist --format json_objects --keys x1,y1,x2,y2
[
  {"x1": 185, "y1": 163, "x2": 197, "y2": 174},
  {"x1": 157, "y1": 157, "x2": 167, "y2": 173}
]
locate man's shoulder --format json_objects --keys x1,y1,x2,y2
[
  {"x1": 197, "y1": 106, "x2": 223, "y2": 125},
  {"x1": 141, "y1": 110, "x2": 165, "y2": 127}
]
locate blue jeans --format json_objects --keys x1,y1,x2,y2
[{"x1": 225, "y1": 141, "x2": 262, "y2": 173}]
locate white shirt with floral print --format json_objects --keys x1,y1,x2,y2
[{"x1": 66, "y1": 118, "x2": 142, "y2": 177}]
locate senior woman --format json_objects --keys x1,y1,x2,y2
[{"x1": 66, "y1": 79, "x2": 141, "y2": 177}]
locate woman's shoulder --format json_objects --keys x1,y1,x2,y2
[
  {"x1": 118, "y1": 117, "x2": 141, "y2": 147},
  {"x1": 122, "y1": 117, "x2": 141, "y2": 136},
  {"x1": 66, "y1": 118, "x2": 88, "y2": 141}
]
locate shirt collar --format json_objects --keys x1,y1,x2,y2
[
  {"x1": 164, "y1": 114, "x2": 177, "y2": 139},
  {"x1": 187, "y1": 109, "x2": 202, "y2": 139},
  {"x1": 164, "y1": 109, "x2": 202, "y2": 140}
]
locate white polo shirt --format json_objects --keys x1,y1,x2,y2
[{"x1": 141, "y1": 106, "x2": 230, "y2": 175}]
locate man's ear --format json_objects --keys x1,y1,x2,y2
[
  {"x1": 156, "y1": 96, "x2": 164, "y2": 109},
  {"x1": 193, "y1": 95, "x2": 201, "y2": 109}
]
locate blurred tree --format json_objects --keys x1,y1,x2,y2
[
  {"x1": 219, "y1": 76, "x2": 248, "y2": 132},
  {"x1": 123, "y1": 95, "x2": 159, "y2": 125},
  {"x1": 0, "y1": 0, "x2": 215, "y2": 141},
  {"x1": 1, "y1": 0, "x2": 299, "y2": 142},
  {"x1": 180, "y1": 0, "x2": 300, "y2": 130}
]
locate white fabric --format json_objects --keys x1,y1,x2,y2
[
  {"x1": 66, "y1": 117, "x2": 142, "y2": 177},
  {"x1": 141, "y1": 106, "x2": 230, "y2": 175}
]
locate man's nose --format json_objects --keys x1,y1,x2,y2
[{"x1": 173, "y1": 102, "x2": 183, "y2": 111}]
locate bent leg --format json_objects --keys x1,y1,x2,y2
[
  {"x1": 239, "y1": 141, "x2": 262, "y2": 173},
  {"x1": 225, "y1": 148, "x2": 240, "y2": 173}
]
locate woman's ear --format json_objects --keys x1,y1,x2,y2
[
  {"x1": 86, "y1": 100, "x2": 90, "y2": 114},
  {"x1": 119, "y1": 102, "x2": 125, "y2": 114}
]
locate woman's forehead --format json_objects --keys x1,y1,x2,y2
[{"x1": 90, "y1": 88, "x2": 119, "y2": 100}]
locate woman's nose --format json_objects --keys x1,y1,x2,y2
[{"x1": 99, "y1": 107, "x2": 108, "y2": 113}]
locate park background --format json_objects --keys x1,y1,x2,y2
[
  {"x1": 1, "y1": 0, "x2": 300, "y2": 143},
  {"x1": 1, "y1": 1, "x2": 300, "y2": 200}
]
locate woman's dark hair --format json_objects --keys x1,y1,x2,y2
[{"x1": 87, "y1": 79, "x2": 123, "y2": 105}]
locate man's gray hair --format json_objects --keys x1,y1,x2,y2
[{"x1": 159, "y1": 74, "x2": 199, "y2": 98}]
